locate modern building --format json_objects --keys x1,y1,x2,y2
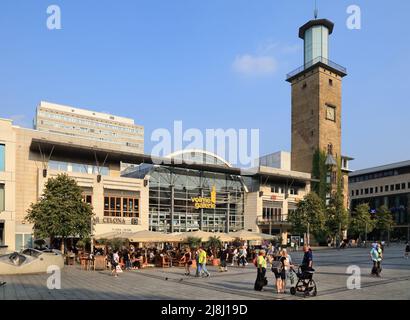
[
  {"x1": 35, "y1": 101, "x2": 144, "y2": 154},
  {"x1": 258, "y1": 151, "x2": 291, "y2": 171},
  {"x1": 349, "y1": 160, "x2": 410, "y2": 240},
  {"x1": 286, "y1": 18, "x2": 353, "y2": 207},
  {"x1": 123, "y1": 149, "x2": 311, "y2": 241},
  {"x1": 0, "y1": 117, "x2": 149, "y2": 252},
  {"x1": 0, "y1": 114, "x2": 312, "y2": 251}
]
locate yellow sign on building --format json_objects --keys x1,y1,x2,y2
[{"x1": 192, "y1": 186, "x2": 217, "y2": 209}]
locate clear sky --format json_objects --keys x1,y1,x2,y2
[{"x1": 0, "y1": 0, "x2": 409, "y2": 170}]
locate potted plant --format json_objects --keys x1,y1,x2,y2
[{"x1": 206, "y1": 236, "x2": 222, "y2": 266}]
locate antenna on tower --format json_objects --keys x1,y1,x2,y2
[{"x1": 314, "y1": 0, "x2": 318, "y2": 19}]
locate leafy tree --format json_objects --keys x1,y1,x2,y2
[
  {"x1": 349, "y1": 203, "x2": 376, "y2": 240},
  {"x1": 187, "y1": 236, "x2": 202, "y2": 249},
  {"x1": 26, "y1": 173, "x2": 94, "y2": 253},
  {"x1": 375, "y1": 205, "x2": 395, "y2": 239},
  {"x1": 205, "y1": 236, "x2": 222, "y2": 258},
  {"x1": 288, "y1": 192, "x2": 326, "y2": 240},
  {"x1": 325, "y1": 161, "x2": 349, "y2": 243}
]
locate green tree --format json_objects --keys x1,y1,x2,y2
[
  {"x1": 349, "y1": 203, "x2": 376, "y2": 240},
  {"x1": 205, "y1": 236, "x2": 222, "y2": 258},
  {"x1": 375, "y1": 205, "x2": 395, "y2": 240},
  {"x1": 288, "y1": 192, "x2": 326, "y2": 240},
  {"x1": 187, "y1": 237, "x2": 202, "y2": 249},
  {"x1": 26, "y1": 173, "x2": 94, "y2": 253},
  {"x1": 325, "y1": 160, "x2": 349, "y2": 243}
]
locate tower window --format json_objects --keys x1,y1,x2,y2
[
  {"x1": 327, "y1": 144, "x2": 333, "y2": 155},
  {"x1": 311, "y1": 130, "x2": 314, "y2": 137},
  {"x1": 302, "y1": 82, "x2": 307, "y2": 89},
  {"x1": 329, "y1": 79, "x2": 333, "y2": 86}
]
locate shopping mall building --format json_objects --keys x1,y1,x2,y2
[{"x1": 0, "y1": 102, "x2": 311, "y2": 251}]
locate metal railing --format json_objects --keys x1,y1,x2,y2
[
  {"x1": 257, "y1": 216, "x2": 289, "y2": 224},
  {"x1": 286, "y1": 56, "x2": 347, "y2": 80}
]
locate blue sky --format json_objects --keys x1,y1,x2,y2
[{"x1": 0, "y1": 0, "x2": 409, "y2": 170}]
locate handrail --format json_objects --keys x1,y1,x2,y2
[{"x1": 286, "y1": 56, "x2": 347, "y2": 80}]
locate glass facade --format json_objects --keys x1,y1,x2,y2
[
  {"x1": 15, "y1": 233, "x2": 33, "y2": 251},
  {"x1": 0, "y1": 144, "x2": 5, "y2": 171},
  {"x1": 49, "y1": 160, "x2": 109, "y2": 176},
  {"x1": 304, "y1": 26, "x2": 329, "y2": 64},
  {"x1": 351, "y1": 193, "x2": 410, "y2": 226},
  {"x1": 125, "y1": 164, "x2": 245, "y2": 233},
  {"x1": 148, "y1": 167, "x2": 244, "y2": 233}
]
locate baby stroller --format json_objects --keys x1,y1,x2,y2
[{"x1": 289, "y1": 265, "x2": 317, "y2": 297}]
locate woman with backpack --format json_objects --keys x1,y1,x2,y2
[{"x1": 271, "y1": 249, "x2": 290, "y2": 294}]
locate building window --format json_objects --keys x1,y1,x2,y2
[
  {"x1": 104, "y1": 196, "x2": 139, "y2": 218},
  {"x1": 356, "y1": 190, "x2": 359, "y2": 196},
  {"x1": 370, "y1": 188, "x2": 373, "y2": 194},
  {"x1": 408, "y1": 182, "x2": 410, "y2": 189},
  {"x1": 351, "y1": 190, "x2": 354, "y2": 197},
  {"x1": 82, "y1": 194, "x2": 92, "y2": 205},
  {"x1": 402, "y1": 183, "x2": 406, "y2": 190},
  {"x1": 327, "y1": 144, "x2": 333, "y2": 155},
  {"x1": 0, "y1": 184, "x2": 4, "y2": 212},
  {"x1": 0, "y1": 144, "x2": 5, "y2": 171},
  {"x1": 0, "y1": 221, "x2": 4, "y2": 245},
  {"x1": 375, "y1": 187, "x2": 378, "y2": 193},
  {"x1": 365, "y1": 188, "x2": 369, "y2": 195},
  {"x1": 360, "y1": 189, "x2": 363, "y2": 195},
  {"x1": 329, "y1": 79, "x2": 333, "y2": 86},
  {"x1": 396, "y1": 184, "x2": 401, "y2": 191},
  {"x1": 271, "y1": 186, "x2": 282, "y2": 194},
  {"x1": 385, "y1": 186, "x2": 388, "y2": 192},
  {"x1": 390, "y1": 185, "x2": 394, "y2": 191}
]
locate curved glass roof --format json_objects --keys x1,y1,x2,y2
[{"x1": 165, "y1": 149, "x2": 232, "y2": 168}]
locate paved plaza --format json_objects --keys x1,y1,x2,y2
[{"x1": 1, "y1": 245, "x2": 409, "y2": 300}]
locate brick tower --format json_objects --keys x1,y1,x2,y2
[{"x1": 287, "y1": 18, "x2": 351, "y2": 206}]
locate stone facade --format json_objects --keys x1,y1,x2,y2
[{"x1": 290, "y1": 66, "x2": 342, "y2": 174}]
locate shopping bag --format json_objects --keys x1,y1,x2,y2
[{"x1": 116, "y1": 265, "x2": 123, "y2": 273}]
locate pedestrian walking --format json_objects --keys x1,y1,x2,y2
[
  {"x1": 111, "y1": 250, "x2": 120, "y2": 278},
  {"x1": 231, "y1": 248, "x2": 238, "y2": 266},
  {"x1": 370, "y1": 243, "x2": 383, "y2": 277},
  {"x1": 180, "y1": 248, "x2": 192, "y2": 276},
  {"x1": 219, "y1": 247, "x2": 229, "y2": 272},
  {"x1": 405, "y1": 242, "x2": 410, "y2": 259},
  {"x1": 198, "y1": 247, "x2": 210, "y2": 278},
  {"x1": 238, "y1": 246, "x2": 247, "y2": 267},
  {"x1": 254, "y1": 250, "x2": 267, "y2": 291}
]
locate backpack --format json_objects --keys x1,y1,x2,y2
[{"x1": 271, "y1": 258, "x2": 283, "y2": 273}]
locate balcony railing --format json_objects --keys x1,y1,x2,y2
[
  {"x1": 286, "y1": 56, "x2": 347, "y2": 80},
  {"x1": 257, "y1": 216, "x2": 289, "y2": 224}
]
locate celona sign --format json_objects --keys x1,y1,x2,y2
[{"x1": 191, "y1": 186, "x2": 217, "y2": 209}]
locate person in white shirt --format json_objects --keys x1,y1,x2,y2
[{"x1": 111, "y1": 250, "x2": 120, "y2": 278}]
